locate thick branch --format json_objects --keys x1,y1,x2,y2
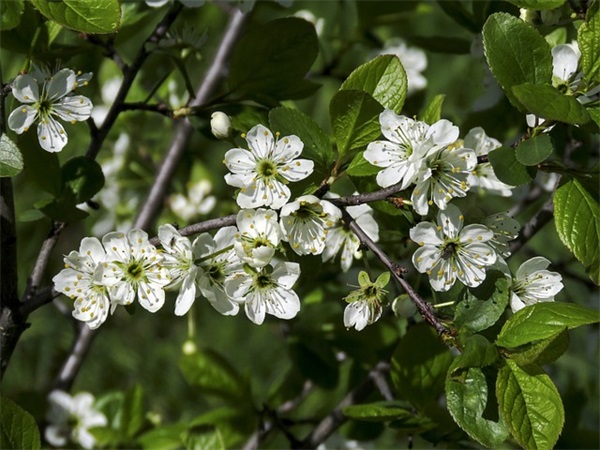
[{"x1": 134, "y1": 9, "x2": 247, "y2": 230}]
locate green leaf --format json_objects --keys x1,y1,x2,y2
[
  {"x1": 483, "y1": 13, "x2": 552, "y2": 110},
  {"x1": 496, "y1": 302, "x2": 600, "y2": 349},
  {"x1": 512, "y1": 83, "x2": 591, "y2": 125},
  {"x1": 138, "y1": 423, "x2": 187, "y2": 450},
  {"x1": 61, "y1": 157, "x2": 105, "y2": 203},
  {"x1": 37, "y1": 198, "x2": 88, "y2": 222},
  {"x1": 391, "y1": 323, "x2": 453, "y2": 409},
  {"x1": 506, "y1": 328, "x2": 570, "y2": 366},
  {"x1": 183, "y1": 424, "x2": 225, "y2": 450},
  {"x1": 446, "y1": 363, "x2": 509, "y2": 447},
  {"x1": 179, "y1": 349, "x2": 248, "y2": 402},
  {"x1": 454, "y1": 272, "x2": 510, "y2": 336},
  {"x1": 449, "y1": 335, "x2": 499, "y2": 373},
  {"x1": 269, "y1": 107, "x2": 334, "y2": 169},
  {"x1": 343, "y1": 401, "x2": 412, "y2": 422},
  {"x1": 420, "y1": 94, "x2": 445, "y2": 125},
  {"x1": 507, "y1": 0, "x2": 566, "y2": 9},
  {"x1": 21, "y1": 138, "x2": 61, "y2": 196},
  {"x1": 0, "y1": 0, "x2": 24, "y2": 31},
  {"x1": 228, "y1": 18, "x2": 319, "y2": 101},
  {"x1": 488, "y1": 146, "x2": 534, "y2": 186},
  {"x1": 340, "y1": 55, "x2": 408, "y2": 113},
  {"x1": 578, "y1": 1, "x2": 600, "y2": 83},
  {"x1": 496, "y1": 360, "x2": 564, "y2": 450},
  {"x1": 0, "y1": 135, "x2": 24, "y2": 177},
  {"x1": 515, "y1": 134, "x2": 554, "y2": 166},
  {"x1": 119, "y1": 384, "x2": 144, "y2": 439},
  {"x1": 436, "y1": 1, "x2": 480, "y2": 33},
  {"x1": 346, "y1": 152, "x2": 380, "y2": 177},
  {"x1": 31, "y1": 0, "x2": 120, "y2": 34},
  {"x1": 553, "y1": 177, "x2": 600, "y2": 284},
  {"x1": 0, "y1": 397, "x2": 41, "y2": 450},
  {"x1": 330, "y1": 90, "x2": 383, "y2": 161}
]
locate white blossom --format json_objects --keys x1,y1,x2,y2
[
  {"x1": 8, "y1": 68, "x2": 93, "y2": 152},
  {"x1": 364, "y1": 111, "x2": 459, "y2": 190},
  {"x1": 224, "y1": 124, "x2": 314, "y2": 209},
  {"x1": 226, "y1": 262, "x2": 301, "y2": 325},
  {"x1": 169, "y1": 179, "x2": 216, "y2": 223},
  {"x1": 102, "y1": 229, "x2": 171, "y2": 312},
  {"x1": 280, "y1": 195, "x2": 341, "y2": 255},
  {"x1": 322, "y1": 195, "x2": 379, "y2": 272},
  {"x1": 411, "y1": 143, "x2": 477, "y2": 216},
  {"x1": 552, "y1": 43, "x2": 581, "y2": 90},
  {"x1": 410, "y1": 204, "x2": 497, "y2": 291},
  {"x1": 52, "y1": 237, "x2": 119, "y2": 329},
  {"x1": 158, "y1": 224, "x2": 200, "y2": 316},
  {"x1": 234, "y1": 208, "x2": 282, "y2": 268},
  {"x1": 377, "y1": 39, "x2": 427, "y2": 95},
  {"x1": 464, "y1": 127, "x2": 514, "y2": 197},
  {"x1": 509, "y1": 257, "x2": 563, "y2": 313},
  {"x1": 194, "y1": 226, "x2": 244, "y2": 316},
  {"x1": 45, "y1": 391, "x2": 107, "y2": 449}
]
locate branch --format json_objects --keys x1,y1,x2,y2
[
  {"x1": 340, "y1": 208, "x2": 449, "y2": 337},
  {"x1": 120, "y1": 102, "x2": 173, "y2": 117},
  {"x1": 84, "y1": 34, "x2": 127, "y2": 72},
  {"x1": 53, "y1": 325, "x2": 98, "y2": 392},
  {"x1": 85, "y1": 2, "x2": 184, "y2": 160},
  {"x1": 298, "y1": 361, "x2": 390, "y2": 449},
  {"x1": 134, "y1": 8, "x2": 247, "y2": 230},
  {"x1": 509, "y1": 197, "x2": 555, "y2": 255}
]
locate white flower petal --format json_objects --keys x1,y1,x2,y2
[
  {"x1": 137, "y1": 281, "x2": 165, "y2": 312},
  {"x1": 273, "y1": 134, "x2": 304, "y2": 162},
  {"x1": 426, "y1": 119, "x2": 459, "y2": 146},
  {"x1": 245, "y1": 292, "x2": 267, "y2": 325},
  {"x1": 409, "y1": 222, "x2": 444, "y2": 246},
  {"x1": 53, "y1": 95, "x2": 93, "y2": 122},
  {"x1": 279, "y1": 159, "x2": 314, "y2": 182},
  {"x1": 344, "y1": 301, "x2": 369, "y2": 331},
  {"x1": 8, "y1": 105, "x2": 38, "y2": 134},
  {"x1": 11, "y1": 74, "x2": 39, "y2": 103},
  {"x1": 174, "y1": 273, "x2": 198, "y2": 316},
  {"x1": 46, "y1": 68, "x2": 77, "y2": 101},
  {"x1": 37, "y1": 117, "x2": 68, "y2": 152},
  {"x1": 552, "y1": 44, "x2": 579, "y2": 82},
  {"x1": 245, "y1": 124, "x2": 274, "y2": 159},
  {"x1": 272, "y1": 261, "x2": 300, "y2": 289},
  {"x1": 515, "y1": 256, "x2": 551, "y2": 279}
]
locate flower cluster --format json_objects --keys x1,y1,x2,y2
[
  {"x1": 8, "y1": 66, "x2": 93, "y2": 153},
  {"x1": 364, "y1": 110, "x2": 511, "y2": 216}
]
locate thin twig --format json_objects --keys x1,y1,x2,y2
[
  {"x1": 53, "y1": 326, "x2": 97, "y2": 392},
  {"x1": 341, "y1": 208, "x2": 449, "y2": 337},
  {"x1": 86, "y1": 2, "x2": 184, "y2": 160},
  {"x1": 509, "y1": 197, "x2": 555, "y2": 255},
  {"x1": 299, "y1": 361, "x2": 390, "y2": 449},
  {"x1": 84, "y1": 35, "x2": 128, "y2": 72},
  {"x1": 121, "y1": 102, "x2": 173, "y2": 117}
]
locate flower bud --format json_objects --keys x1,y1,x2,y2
[{"x1": 210, "y1": 111, "x2": 232, "y2": 140}]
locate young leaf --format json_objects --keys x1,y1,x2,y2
[
  {"x1": 512, "y1": 83, "x2": 591, "y2": 125},
  {"x1": 454, "y1": 272, "x2": 510, "y2": 336},
  {"x1": 330, "y1": 90, "x2": 383, "y2": 161},
  {"x1": 228, "y1": 18, "x2": 319, "y2": 101},
  {"x1": 446, "y1": 363, "x2": 509, "y2": 447},
  {"x1": 0, "y1": 396, "x2": 41, "y2": 450},
  {"x1": 496, "y1": 360, "x2": 564, "y2": 450},
  {"x1": 482, "y1": 13, "x2": 552, "y2": 110},
  {"x1": 515, "y1": 134, "x2": 554, "y2": 166},
  {"x1": 31, "y1": 0, "x2": 121, "y2": 34},
  {"x1": 507, "y1": 0, "x2": 566, "y2": 9},
  {"x1": 37, "y1": 198, "x2": 88, "y2": 222},
  {"x1": 553, "y1": 177, "x2": 600, "y2": 284},
  {"x1": 269, "y1": 107, "x2": 334, "y2": 168},
  {"x1": 436, "y1": 1, "x2": 480, "y2": 33},
  {"x1": 61, "y1": 157, "x2": 105, "y2": 203},
  {"x1": 496, "y1": 302, "x2": 600, "y2": 349},
  {"x1": 340, "y1": 55, "x2": 408, "y2": 113},
  {"x1": 0, "y1": 135, "x2": 24, "y2": 177},
  {"x1": 420, "y1": 94, "x2": 445, "y2": 125},
  {"x1": 578, "y1": 1, "x2": 600, "y2": 83},
  {"x1": 138, "y1": 423, "x2": 187, "y2": 450},
  {"x1": 119, "y1": 385, "x2": 145, "y2": 439},
  {"x1": 391, "y1": 323, "x2": 453, "y2": 410},
  {"x1": 343, "y1": 401, "x2": 412, "y2": 422},
  {"x1": 0, "y1": 0, "x2": 24, "y2": 31},
  {"x1": 488, "y1": 146, "x2": 535, "y2": 186}
]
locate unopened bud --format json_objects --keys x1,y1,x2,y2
[
  {"x1": 210, "y1": 111, "x2": 232, "y2": 140},
  {"x1": 182, "y1": 339, "x2": 197, "y2": 355}
]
